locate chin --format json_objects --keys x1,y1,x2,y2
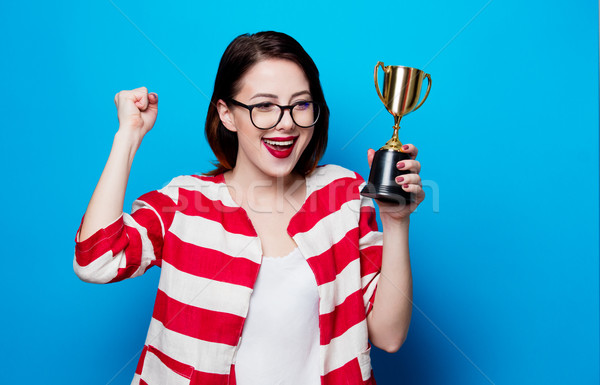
[{"x1": 257, "y1": 149, "x2": 303, "y2": 178}]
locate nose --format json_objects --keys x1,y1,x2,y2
[{"x1": 275, "y1": 108, "x2": 294, "y2": 130}]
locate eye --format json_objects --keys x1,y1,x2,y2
[
  {"x1": 293, "y1": 101, "x2": 312, "y2": 111},
  {"x1": 254, "y1": 102, "x2": 276, "y2": 112}
]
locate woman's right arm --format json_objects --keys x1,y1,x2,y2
[
  {"x1": 79, "y1": 87, "x2": 158, "y2": 241},
  {"x1": 74, "y1": 87, "x2": 170, "y2": 284}
]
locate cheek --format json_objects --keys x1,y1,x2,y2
[{"x1": 303, "y1": 129, "x2": 315, "y2": 144}]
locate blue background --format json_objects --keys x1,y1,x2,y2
[{"x1": 0, "y1": 1, "x2": 597, "y2": 384}]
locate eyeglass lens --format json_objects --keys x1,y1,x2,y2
[{"x1": 252, "y1": 102, "x2": 318, "y2": 129}]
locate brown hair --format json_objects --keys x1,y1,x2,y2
[{"x1": 204, "y1": 31, "x2": 329, "y2": 176}]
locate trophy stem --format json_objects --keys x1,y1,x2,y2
[{"x1": 381, "y1": 117, "x2": 404, "y2": 151}]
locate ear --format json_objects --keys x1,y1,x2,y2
[{"x1": 217, "y1": 99, "x2": 237, "y2": 133}]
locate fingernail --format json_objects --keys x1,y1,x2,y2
[
  {"x1": 397, "y1": 162, "x2": 405, "y2": 169},
  {"x1": 396, "y1": 176, "x2": 404, "y2": 183},
  {"x1": 403, "y1": 145, "x2": 409, "y2": 150},
  {"x1": 403, "y1": 184, "x2": 409, "y2": 188}
]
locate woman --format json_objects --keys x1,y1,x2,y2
[{"x1": 74, "y1": 31, "x2": 424, "y2": 385}]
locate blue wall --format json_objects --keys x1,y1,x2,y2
[{"x1": 0, "y1": 1, "x2": 597, "y2": 384}]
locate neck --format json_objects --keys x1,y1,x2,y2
[{"x1": 225, "y1": 166, "x2": 306, "y2": 213}]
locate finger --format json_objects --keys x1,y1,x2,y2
[
  {"x1": 401, "y1": 183, "x2": 423, "y2": 195},
  {"x1": 407, "y1": 189, "x2": 426, "y2": 209},
  {"x1": 395, "y1": 173, "x2": 421, "y2": 186},
  {"x1": 146, "y1": 92, "x2": 159, "y2": 113},
  {"x1": 396, "y1": 159, "x2": 421, "y2": 174},
  {"x1": 413, "y1": 185, "x2": 426, "y2": 203},
  {"x1": 133, "y1": 87, "x2": 149, "y2": 111},
  {"x1": 148, "y1": 92, "x2": 158, "y2": 105},
  {"x1": 367, "y1": 148, "x2": 375, "y2": 168},
  {"x1": 401, "y1": 144, "x2": 419, "y2": 159}
]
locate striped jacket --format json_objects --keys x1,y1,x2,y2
[{"x1": 74, "y1": 164, "x2": 383, "y2": 385}]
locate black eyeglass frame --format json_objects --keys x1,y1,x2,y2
[{"x1": 228, "y1": 99, "x2": 321, "y2": 130}]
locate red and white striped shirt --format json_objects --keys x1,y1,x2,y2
[{"x1": 74, "y1": 164, "x2": 383, "y2": 385}]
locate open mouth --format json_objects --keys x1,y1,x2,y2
[{"x1": 262, "y1": 136, "x2": 298, "y2": 158}]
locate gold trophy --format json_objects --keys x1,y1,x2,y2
[{"x1": 361, "y1": 62, "x2": 431, "y2": 204}]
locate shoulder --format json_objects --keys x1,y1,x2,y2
[
  {"x1": 160, "y1": 173, "x2": 225, "y2": 190},
  {"x1": 307, "y1": 164, "x2": 366, "y2": 186},
  {"x1": 310, "y1": 164, "x2": 377, "y2": 210},
  {"x1": 137, "y1": 173, "x2": 229, "y2": 205},
  {"x1": 305, "y1": 164, "x2": 371, "y2": 209}
]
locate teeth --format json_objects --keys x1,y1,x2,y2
[{"x1": 263, "y1": 138, "x2": 294, "y2": 146}]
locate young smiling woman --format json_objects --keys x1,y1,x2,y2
[
  {"x1": 74, "y1": 31, "x2": 424, "y2": 385},
  {"x1": 217, "y1": 58, "x2": 317, "y2": 258}
]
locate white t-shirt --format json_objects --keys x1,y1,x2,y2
[{"x1": 234, "y1": 248, "x2": 320, "y2": 385}]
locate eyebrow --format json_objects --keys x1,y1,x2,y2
[{"x1": 250, "y1": 91, "x2": 311, "y2": 101}]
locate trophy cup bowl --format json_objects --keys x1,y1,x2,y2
[{"x1": 360, "y1": 62, "x2": 431, "y2": 204}]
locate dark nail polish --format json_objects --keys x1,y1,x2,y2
[
  {"x1": 403, "y1": 145, "x2": 409, "y2": 150},
  {"x1": 396, "y1": 176, "x2": 404, "y2": 183}
]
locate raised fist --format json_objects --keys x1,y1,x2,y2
[{"x1": 114, "y1": 86, "x2": 158, "y2": 141}]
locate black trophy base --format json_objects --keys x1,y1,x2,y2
[{"x1": 361, "y1": 149, "x2": 413, "y2": 204}]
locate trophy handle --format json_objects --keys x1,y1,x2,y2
[
  {"x1": 412, "y1": 73, "x2": 432, "y2": 112},
  {"x1": 374, "y1": 61, "x2": 386, "y2": 105}
]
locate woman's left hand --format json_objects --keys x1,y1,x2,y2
[{"x1": 367, "y1": 144, "x2": 425, "y2": 222}]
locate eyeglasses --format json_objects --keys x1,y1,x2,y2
[{"x1": 229, "y1": 99, "x2": 320, "y2": 130}]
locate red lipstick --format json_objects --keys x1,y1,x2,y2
[{"x1": 262, "y1": 136, "x2": 298, "y2": 159}]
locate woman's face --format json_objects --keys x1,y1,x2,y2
[{"x1": 219, "y1": 59, "x2": 314, "y2": 179}]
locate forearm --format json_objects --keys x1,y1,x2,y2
[
  {"x1": 367, "y1": 217, "x2": 413, "y2": 353},
  {"x1": 79, "y1": 129, "x2": 141, "y2": 241}
]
